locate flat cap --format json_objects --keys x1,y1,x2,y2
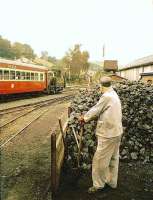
[{"x1": 100, "y1": 76, "x2": 112, "y2": 86}]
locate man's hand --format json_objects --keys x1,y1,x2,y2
[{"x1": 78, "y1": 115, "x2": 85, "y2": 125}]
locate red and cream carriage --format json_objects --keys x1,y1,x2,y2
[{"x1": 0, "y1": 58, "x2": 62, "y2": 95}]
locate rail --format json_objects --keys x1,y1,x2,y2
[{"x1": 0, "y1": 95, "x2": 73, "y2": 148}]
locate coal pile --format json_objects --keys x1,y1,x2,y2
[
  {"x1": 66, "y1": 81, "x2": 153, "y2": 171},
  {"x1": 66, "y1": 86, "x2": 100, "y2": 170},
  {"x1": 115, "y1": 81, "x2": 153, "y2": 163}
]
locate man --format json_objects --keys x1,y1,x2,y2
[{"x1": 79, "y1": 76, "x2": 123, "y2": 194}]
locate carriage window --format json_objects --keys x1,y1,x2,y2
[
  {"x1": 49, "y1": 72, "x2": 54, "y2": 78},
  {"x1": 10, "y1": 71, "x2": 15, "y2": 80},
  {"x1": 16, "y1": 71, "x2": 21, "y2": 80},
  {"x1": 21, "y1": 72, "x2": 26, "y2": 80},
  {"x1": 31, "y1": 72, "x2": 34, "y2": 80},
  {"x1": 4, "y1": 70, "x2": 9, "y2": 80},
  {"x1": 40, "y1": 73, "x2": 44, "y2": 81},
  {"x1": 0, "y1": 70, "x2": 3, "y2": 80},
  {"x1": 34, "y1": 73, "x2": 38, "y2": 80},
  {"x1": 26, "y1": 72, "x2": 30, "y2": 80}
]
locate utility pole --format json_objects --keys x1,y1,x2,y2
[
  {"x1": 102, "y1": 44, "x2": 105, "y2": 69},
  {"x1": 102, "y1": 44, "x2": 105, "y2": 59}
]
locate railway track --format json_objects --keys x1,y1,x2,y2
[
  {"x1": 0, "y1": 85, "x2": 87, "y2": 109},
  {"x1": 0, "y1": 93, "x2": 74, "y2": 126},
  {"x1": 0, "y1": 92, "x2": 45, "y2": 103},
  {"x1": 0, "y1": 90, "x2": 75, "y2": 115},
  {"x1": 0, "y1": 94, "x2": 74, "y2": 148}
]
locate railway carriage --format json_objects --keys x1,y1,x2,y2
[{"x1": 0, "y1": 58, "x2": 63, "y2": 95}]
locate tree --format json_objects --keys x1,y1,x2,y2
[
  {"x1": 40, "y1": 51, "x2": 48, "y2": 60},
  {"x1": 81, "y1": 51, "x2": 90, "y2": 72},
  {"x1": 62, "y1": 44, "x2": 90, "y2": 77},
  {"x1": 11, "y1": 42, "x2": 35, "y2": 60},
  {"x1": 0, "y1": 36, "x2": 36, "y2": 60},
  {"x1": 11, "y1": 42, "x2": 23, "y2": 58},
  {"x1": 48, "y1": 56, "x2": 57, "y2": 64},
  {"x1": 40, "y1": 51, "x2": 57, "y2": 64},
  {"x1": 0, "y1": 36, "x2": 13, "y2": 58},
  {"x1": 22, "y1": 44, "x2": 35, "y2": 59}
]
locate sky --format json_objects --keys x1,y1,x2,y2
[{"x1": 0, "y1": 0, "x2": 153, "y2": 65}]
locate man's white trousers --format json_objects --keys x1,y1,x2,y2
[{"x1": 92, "y1": 135, "x2": 121, "y2": 189}]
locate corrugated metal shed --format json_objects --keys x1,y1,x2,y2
[
  {"x1": 140, "y1": 71, "x2": 153, "y2": 76},
  {"x1": 120, "y1": 55, "x2": 153, "y2": 71},
  {"x1": 140, "y1": 71, "x2": 153, "y2": 83}
]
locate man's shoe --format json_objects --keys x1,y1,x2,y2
[
  {"x1": 105, "y1": 183, "x2": 116, "y2": 189},
  {"x1": 88, "y1": 186, "x2": 104, "y2": 194}
]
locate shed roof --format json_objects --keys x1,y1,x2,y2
[{"x1": 119, "y1": 55, "x2": 153, "y2": 71}]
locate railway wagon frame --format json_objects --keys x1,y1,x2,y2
[{"x1": 0, "y1": 58, "x2": 56, "y2": 95}]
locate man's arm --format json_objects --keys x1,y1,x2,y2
[{"x1": 84, "y1": 95, "x2": 109, "y2": 123}]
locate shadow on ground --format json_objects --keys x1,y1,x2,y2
[{"x1": 56, "y1": 162, "x2": 153, "y2": 200}]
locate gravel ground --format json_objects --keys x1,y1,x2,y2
[
  {"x1": 0, "y1": 108, "x2": 33, "y2": 125},
  {"x1": 56, "y1": 162, "x2": 153, "y2": 200},
  {"x1": 1, "y1": 101, "x2": 70, "y2": 200},
  {"x1": 1, "y1": 86, "x2": 152, "y2": 200}
]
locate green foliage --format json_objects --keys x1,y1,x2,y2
[
  {"x1": 40, "y1": 51, "x2": 57, "y2": 64},
  {"x1": 11, "y1": 42, "x2": 35, "y2": 59},
  {"x1": 62, "y1": 44, "x2": 90, "y2": 77},
  {"x1": 0, "y1": 36, "x2": 35, "y2": 60},
  {"x1": 22, "y1": 44, "x2": 35, "y2": 59},
  {"x1": 0, "y1": 36, "x2": 14, "y2": 59},
  {"x1": 48, "y1": 56, "x2": 57, "y2": 64}
]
